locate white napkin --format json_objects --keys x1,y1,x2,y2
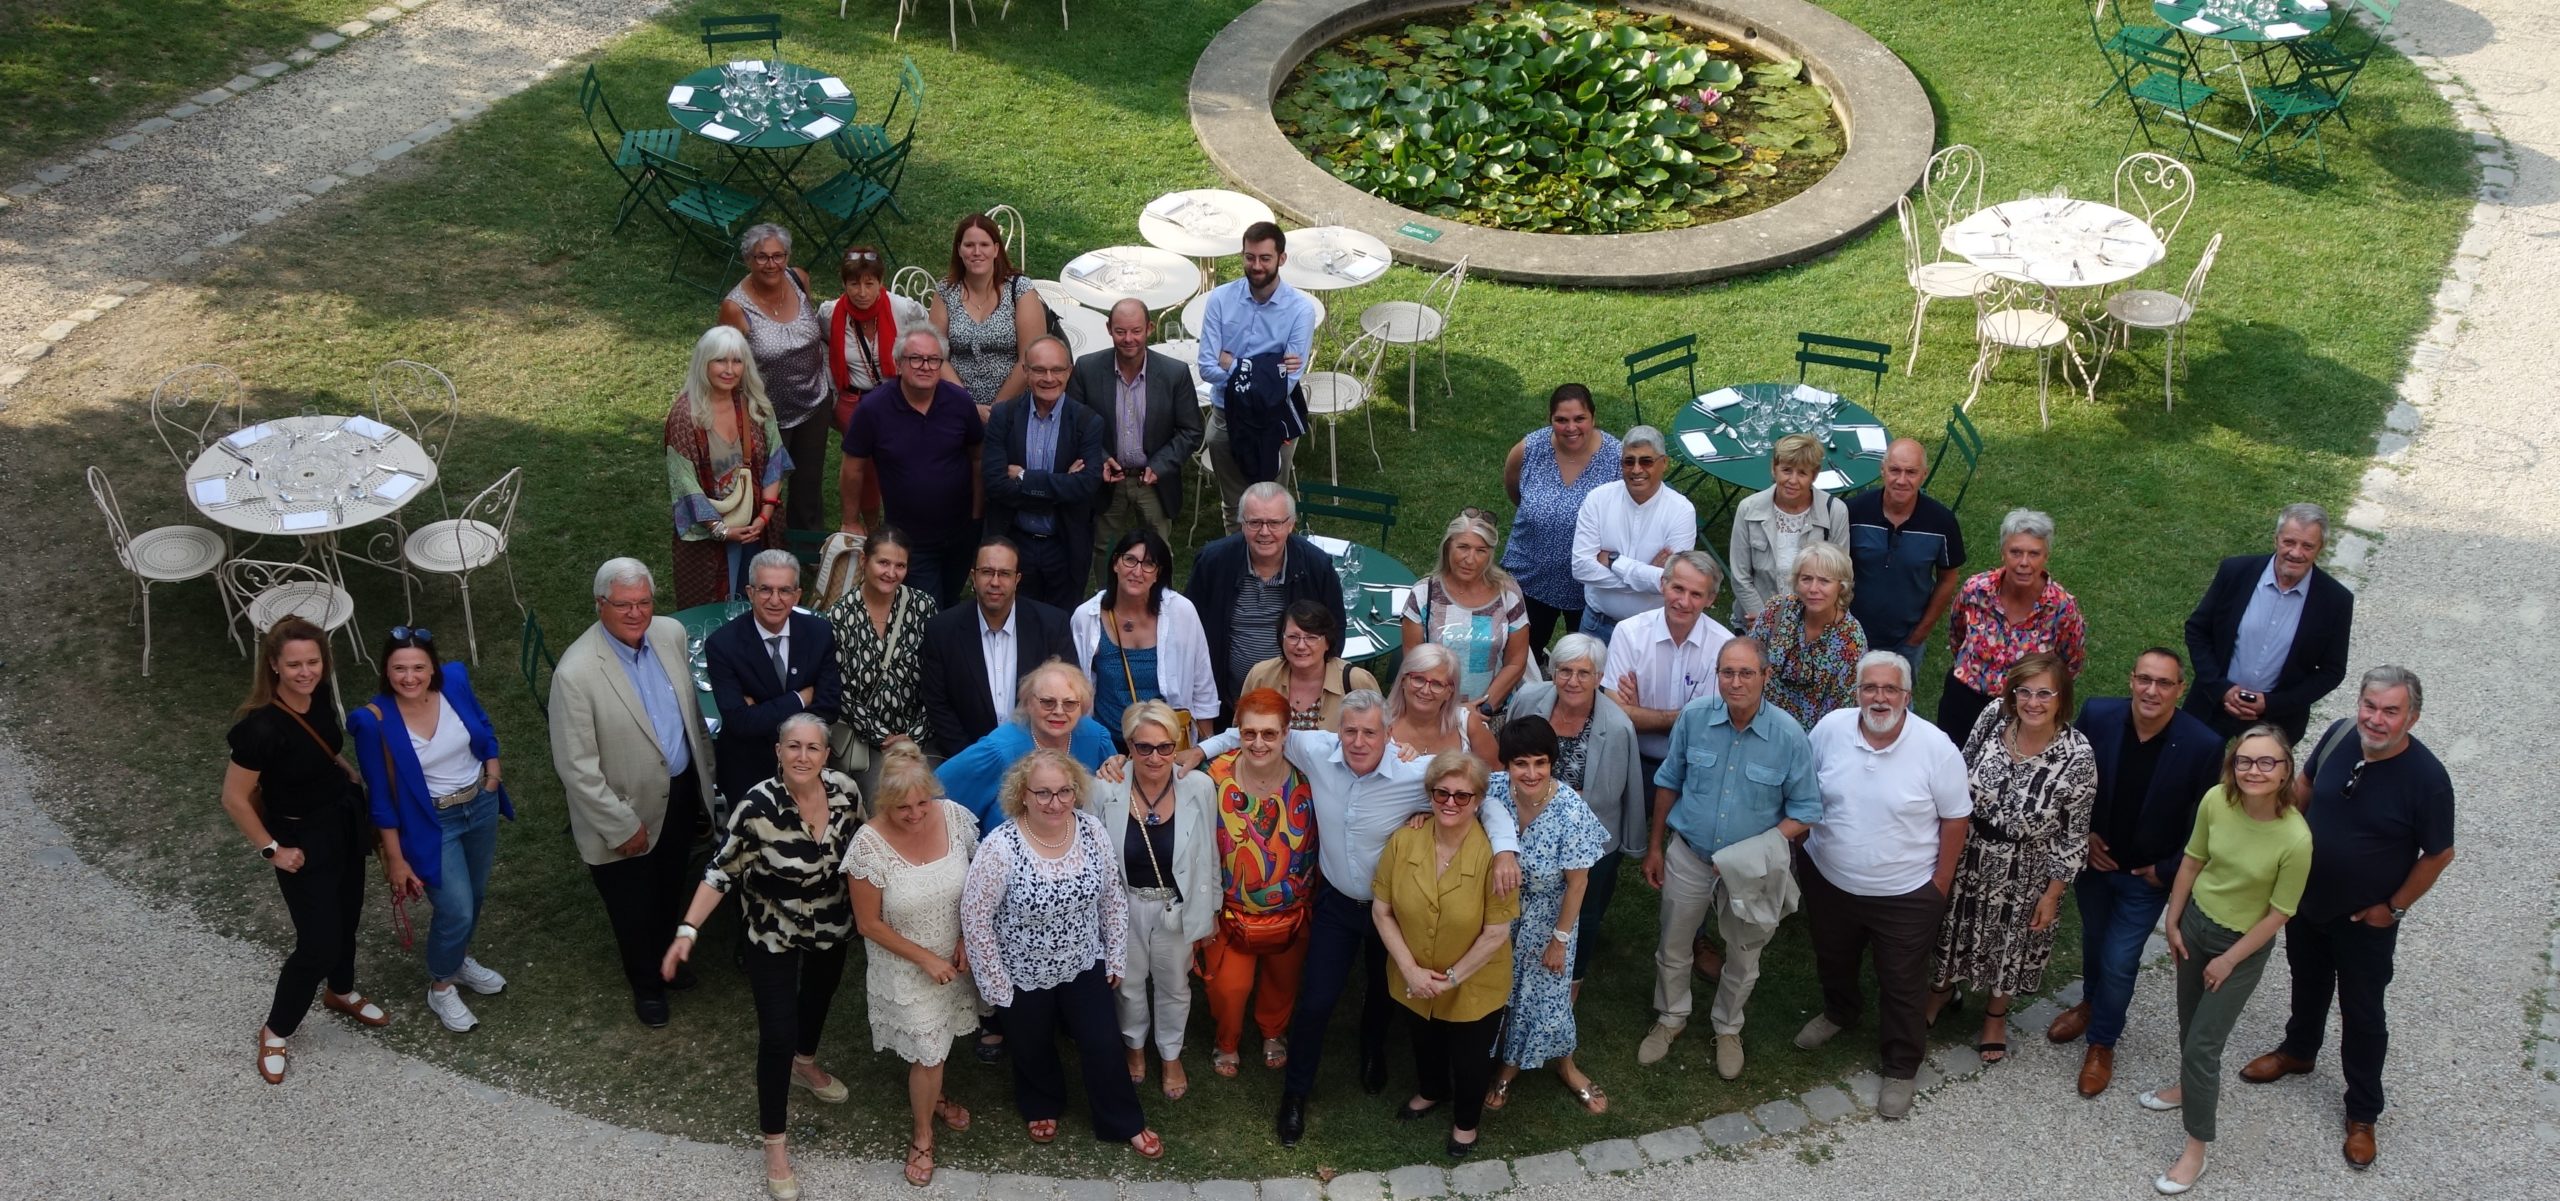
[
  {"x1": 2182, "y1": 16, "x2": 2223, "y2": 33},
  {"x1": 701, "y1": 122, "x2": 743, "y2": 142},
  {"x1": 1682, "y1": 430, "x2": 1715, "y2": 458},
  {"x1": 1338, "y1": 251, "x2": 1388, "y2": 282},
  {"x1": 2298, "y1": 0, "x2": 2327, "y2": 8},
  {"x1": 1815, "y1": 469, "x2": 1849, "y2": 491},
  {"x1": 730, "y1": 59, "x2": 766, "y2": 73},
  {"x1": 342, "y1": 414, "x2": 395, "y2": 440},
  {"x1": 815, "y1": 76, "x2": 851, "y2": 99},
  {"x1": 191, "y1": 478, "x2": 230, "y2": 505},
  {"x1": 1146, "y1": 194, "x2": 1193, "y2": 221},
  {"x1": 798, "y1": 114, "x2": 843, "y2": 138},
  {"x1": 1853, "y1": 426, "x2": 1889, "y2": 454},
  {"x1": 668, "y1": 85, "x2": 695, "y2": 106},
  {"x1": 1064, "y1": 253, "x2": 1108, "y2": 283},
  {"x1": 1343, "y1": 634, "x2": 1380, "y2": 659},
  {"x1": 279, "y1": 510, "x2": 331, "y2": 532},
  {"x1": 1308, "y1": 535, "x2": 1352, "y2": 556},
  {"x1": 373, "y1": 473, "x2": 420, "y2": 501},
  {"x1": 1697, "y1": 387, "x2": 1746, "y2": 411},
  {"x1": 2263, "y1": 20, "x2": 2308, "y2": 37},
  {"x1": 225, "y1": 424, "x2": 274, "y2": 448},
  {"x1": 1792, "y1": 383, "x2": 1832, "y2": 405}
]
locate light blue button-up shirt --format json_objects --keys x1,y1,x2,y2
[
  {"x1": 1652, "y1": 694, "x2": 1821, "y2": 858},
  {"x1": 1195, "y1": 276, "x2": 1318, "y2": 398},
  {"x1": 609, "y1": 631, "x2": 692, "y2": 777},
  {"x1": 1018, "y1": 396, "x2": 1062, "y2": 535},
  {"x1": 2229, "y1": 558, "x2": 2307, "y2": 693},
  {"x1": 1194, "y1": 726, "x2": 1519, "y2": 902}
]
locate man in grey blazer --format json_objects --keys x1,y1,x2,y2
[
  {"x1": 549, "y1": 557, "x2": 719, "y2": 1028},
  {"x1": 1068, "y1": 298, "x2": 1203, "y2": 584}
]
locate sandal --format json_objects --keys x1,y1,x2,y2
[
  {"x1": 934, "y1": 1097, "x2": 973, "y2": 1131},
  {"x1": 1162, "y1": 1062, "x2": 1189, "y2": 1101},
  {"x1": 1483, "y1": 1076, "x2": 1513, "y2": 1111},
  {"x1": 763, "y1": 1134, "x2": 800, "y2": 1201},
  {"x1": 1130, "y1": 1129, "x2": 1166, "y2": 1160},
  {"x1": 1570, "y1": 1079, "x2": 1610, "y2": 1115},
  {"x1": 323, "y1": 990, "x2": 391, "y2": 1028},
  {"x1": 255, "y1": 1031, "x2": 290, "y2": 1084},
  {"x1": 1264, "y1": 1036, "x2": 1289, "y2": 1069},
  {"x1": 903, "y1": 1139, "x2": 936, "y2": 1188},
  {"x1": 1212, "y1": 1049, "x2": 1240, "y2": 1078},
  {"x1": 1978, "y1": 1006, "x2": 2011, "y2": 1064},
  {"x1": 1026, "y1": 1118, "x2": 1058, "y2": 1144},
  {"x1": 1924, "y1": 988, "x2": 1963, "y2": 1030}
]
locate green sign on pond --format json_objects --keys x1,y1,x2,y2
[{"x1": 1397, "y1": 221, "x2": 1443, "y2": 243}]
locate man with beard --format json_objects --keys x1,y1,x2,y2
[{"x1": 1194, "y1": 222, "x2": 1317, "y2": 533}]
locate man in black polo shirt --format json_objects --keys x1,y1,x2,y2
[
  {"x1": 1846, "y1": 438, "x2": 1965, "y2": 682},
  {"x1": 2237, "y1": 664, "x2": 2455, "y2": 1170}
]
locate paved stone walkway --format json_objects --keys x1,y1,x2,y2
[{"x1": 5, "y1": 0, "x2": 2558, "y2": 1197}]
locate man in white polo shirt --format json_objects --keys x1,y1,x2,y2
[
  {"x1": 1604, "y1": 550, "x2": 1732, "y2": 784},
  {"x1": 1793, "y1": 650, "x2": 1970, "y2": 1120}
]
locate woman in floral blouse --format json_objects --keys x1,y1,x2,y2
[
  {"x1": 1938, "y1": 508, "x2": 2086, "y2": 739},
  {"x1": 824, "y1": 528, "x2": 936, "y2": 800},
  {"x1": 1740, "y1": 540, "x2": 1868, "y2": 729},
  {"x1": 1199, "y1": 689, "x2": 1319, "y2": 1076}
]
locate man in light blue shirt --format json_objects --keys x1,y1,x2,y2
[
  {"x1": 1637, "y1": 638, "x2": 1820, "y2": 1075},
  {"x1": 1195, "y1": 221, "x2": 1317, "y2": 533}
]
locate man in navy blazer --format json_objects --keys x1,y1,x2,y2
[
  {"x1": 2182, "y1": 504, "x2": 2355, "y2": 744},
  {"x1": 705, "y1": 551, "x2": 843, "y2": 811},
  {"x1": 920, "y1": 538, "x2": 1077, "y2": 758},
  {"x1": 1067, "y1": 298, "x2": 1204, "y2": 582},
  {"x1": 982, "y1": 337, "x2": 1107, "y2": 611},
  {"x1": 2047, "y1": 648, "x2": 2225, "y2": 1097}
]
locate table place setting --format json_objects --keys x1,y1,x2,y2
[{"x1": 1320, "y1": 247, "x2": 1388, "y2": 283}]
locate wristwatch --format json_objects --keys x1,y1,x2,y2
[
  {"x1": 258, "y1": 840, "x2": 279, "y2": 860},
  {"x1": 2388, "y1": 905, "x2": 2408, "y2": 923},
  {"x1": 1551, "y1": 927, "x2": 1573, "y2": 944},
  {"x1": 675, "y1": 923, "x2": 700, "y2": 941}
]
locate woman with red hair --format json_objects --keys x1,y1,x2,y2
[
  {"x1": 1199, "y1": 687, "x2": 1318, "y2": 1077},
  {"x1": 928, "y1": 213, "x2": 1050, "y2": 412}
]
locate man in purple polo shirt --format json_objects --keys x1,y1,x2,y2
[{"x1": 842, "y1": 327, "x2": 986, "y2": 608}]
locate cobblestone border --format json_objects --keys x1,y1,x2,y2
[{"x1": 0, "y1": 0, "x2": 441, "y2": 212}]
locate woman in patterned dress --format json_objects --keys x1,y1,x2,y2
[
  {"x1": 928, "y1": 213, "x2": 1049, "y2": 413},
  {"x1": 822, "y1": 527, "x2": 935, "y2": 802},
  {"x1": 660, "y1": 713, "x2": 861, "y2": 1201},
  {"x1": 1937, "y1": 508, "x2": 2088, "y2": 739},
  {"x1": 848, "y1": 742, "x2": 981, "y2": 1188},
  {"x1": 1741, "y1": 541, "x2": 1869, "y2": 729},
  {"x1": 1501, "y1": 384, "x2": 1620, "y2": 656},
  {"x1": 1500, "y1": 632, "x2": 1645, "y2": 985},
  {"x1": 664, "y1": 325, "x2": 791, "y2": 607},
  {"x1": 718, "y1": 224, "x2": 836, "y2": 535},
  {"x1": 1399, "y1": 509, "x2": 1533, "y2": 716},
  {"x1": 1483, "y1": 717, "x2": 1612, "y2": 1114},
  {"x1": 1926, "y1": 652, "x2": 2097, "y2": 1063},
  {"x1": 1199, "y1": 689, "x2": 1319, "y2": 1076}
]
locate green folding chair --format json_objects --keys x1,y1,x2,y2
[
  {"x1": 578, "y1": 66, "x2": 683, "y2": 233},
  {"x1": 807, "y1": 131, "x2": 911, "y2": 260},
  {"x1": 1297, "y1": 482, "x2": 1398, "y2": 548},
  {"x1": 1923, "y1": 406, "x2": 1984, "y2": 515},
  {"x1": 1622, "y1": 335, "x2": 1698, "y2": 429},
  {"x1": 2109, "y1": 40, "x2": 2220, "y2": 162},
  {"x1": 1795, "y1": 332, "x2": 1891, "y2": 404},
  {"x1": 834, "y1": 59, "x2": 923, "y2": 217},
  {"x1": 2239, "y1": 46, "x2": 2373, "y2": 176},
  {"x1": 701, "y1": 13, "x2": 782, "y2": 56},
  {"x1": 638, "y1": 147, "x2": 767, "y2": 295},
  {"x1": 2089, "y1": 0, "x2": 2179, "y2": 108},
  {"x1": 519, "y1": 609, "x2": 557, "y2": 720},
  {"x1": 2288, "y1": 0, "x2": 2397, "y2": 112}
]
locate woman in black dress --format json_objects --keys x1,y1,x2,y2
[{"x1": 218, "y1": 616, "x2": 384, "y2": 1083}]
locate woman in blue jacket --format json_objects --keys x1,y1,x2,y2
[{"x1": 348, "y1": 627, "x2": 513, "y2": 1033}]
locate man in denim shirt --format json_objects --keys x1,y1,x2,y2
[{"x1": 1635, "y1": 638, "x2": 1819, "y2": 1076}]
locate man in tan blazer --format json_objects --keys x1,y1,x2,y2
[{"x1": 549, "y1": 557, "x2": 718, "y2": 1028}]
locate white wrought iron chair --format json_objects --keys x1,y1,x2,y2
[
  {"x1": 1921, "y1": 143, "x2": 1986, "y2": 235},
  {"x1": 893, "y1": 0, "x2": 979, "y2": 50},
  {"x1": 369, "y1": 360, "x2": 461, "y2": 507},
  {"x1": 89, "y1": 466, "x2": 231, "y2": 675},
  {"x1": 2113, "y1": 151, "x2": 2198, "y2": 249},
  {"x1": 402, "y1": 467, "x2": 524, "y2": 665},
  {"x1": 1358, "y1": 255, "x2": 1464, "y2": 430},
  {"x1": 1307, "y1": 333, "x2": 1388, "y2": 484},
  {"x1": 998, "y1": 0, "x2": 1068, "y2": 30},
  {"x1": 219, "y1": 558, "x2": 366, "y2": 668},
  {"x1": 150, "y1": 363, "x2": 246, "y2": 472},
  {"x1": 890, "y1": 264, "x2": 938, "y2": 308},
  {"x1": 2089, "y1": 231, "x2": 2223, "y2": 411},
  {"x1": 1183, "y1": 289, "x2": 1323, "y2": 341},
  {"x1": 985, "y1": 203, "x2": 1028, "y2": 275},
  {"x1": 1965, "y1": 273, "x2": 2083, "y2": 429},
  {"x1": 1898, "y1": 195, "x2": 1992, "y2": 377}
]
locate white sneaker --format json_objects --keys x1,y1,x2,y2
[
  {"x1": 426, "y1": 984, "x2": 479, "y2": 1033},
  {"x1": 454, "y1": 957, "x2": 508, "y2": 995}
]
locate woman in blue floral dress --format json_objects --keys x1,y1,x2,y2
[{"x1": 1482, "y1": 716, "x2": 1612, "y2": 1114}]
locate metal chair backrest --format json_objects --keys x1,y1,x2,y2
[
  {"x1": 1795, "y1": 332, "x2": 1891, "y2": 402},
  {"x1": 86, "y1": 466, "x2": 138, "y2": 570},
  {"x1": 2114, "y1": 151, "x2": 2197, "y2": 247},
  {"x1": 1418, "y1": 255, "x2": 1469, "y2": 330},
  {"x1": 151, "y1": 363, "x2": 244, "y2": 471},
  {"x1": 1921, "y1": 144, "x2": 1985, "y2": 236},
  {"x1": 640, "y1": 145, "x2": 709, "y2": 192},
  {"x1": 219, "y1": 558, "x2": 337, "y2": 628},
  {"x1": 985, "y1": 203, "x2": 1028, "y2": 275},
  {"x1": 519, "y1": 608, "x2": 558, "y2": 720},
  {"x1": 370, "y1": 360, "x2": 460, "y2": 472},
  {"x1": 890, "y1": 265, "x2": 937, "y2": 306},
  {"x1": 701, "y1": 13, "x2": 782, "y2": 55},
  {"x1": 1924, "y1": 406, "x2": 1985, "y2": 514},
  {"x1": 1297, "y1": 481, "x2": 1399, "y2": 546},
  {"x1": 577, "y1": 65, "x2": 624, "y2": 144},
  {"x1": 1972, "y1": 272, "x2": 2060, "y2": 342},
  {"x1": 2178, "y1": 230, "x2": 2225, "y2": 315},
  {"x1": 1895, "y1": 194, "x2": 1930, "y2": 281},
  {"x1": 1622, "y1": 334, "x2": 1699, "y2": 428},
  {"x1": 460, "y1": 466, "x2": 524, "y2": 545}
]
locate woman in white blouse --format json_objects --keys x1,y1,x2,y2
[
  {"x1": 1727, "y1": 432, "x2": 1849, "y2": 624},
  {"x1": 1071, "y1": 528, "x2": 1220, "y2": 743},
  {"x1": 960, "y1": 749, "x2": 1165, "y2": 1159},
  {"x1": 1089, "y1": 700, "x2": 1218, "y2": 1099},
  {"x1": 849, "y1": 743, "x2": 982, "y2": 1188}
]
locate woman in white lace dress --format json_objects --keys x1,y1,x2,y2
[{"x1": 848, "y1": 743, "x2": 982, "y2": 1187}]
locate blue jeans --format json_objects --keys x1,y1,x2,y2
[
  {"x1": 425, "y1": 788, "x2": 501, "y2": 982},
  {"x1": 1578, "y1": 609, "x2": 1618, "y2": 646},
  {"x1": 2074, "y1": 868, "x2": 2170, "y2": 1048},
  {"x1": 1886, "y1": 639, "x2": 1928, "y2": 684}
]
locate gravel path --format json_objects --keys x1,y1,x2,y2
[{"x1": 5, "y1": 0, "x2": 2558, "y2": 1198}]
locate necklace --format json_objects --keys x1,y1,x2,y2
[
  {"x1": 1022, "y1": 820, "x2": 1073, "y2": 851},
  {"x1": 1133, "y1": 774, "x2": 1175, "y2": 825}
]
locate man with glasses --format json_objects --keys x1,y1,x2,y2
[
  {"x1": 841, "y1": 327, "x2": 986, "y2": 607},
  {"x1": 1795, "y1": 651, "x2": 1970, "y2": 1120},
  {"x1": 920, "y1": 539, "x2": 1076, "y2": 758},
  {"x1": 983, "y1": 337, "x2": 1106, "y2": 610},
  {"x1": 1196, "y1": 222, "x2": 1318, "y2": 533},
  {"x1": 1570, "y1": 425, "x2": 1697, "y2": 645},
  {"x1": 1637, "y1": 637, "x2": 1820, "y2": 1078},
  {"x1": 2238, "y1": 665, "x2": 2455, "y2": 1169},
  {"x1": 1070, "y1": 298, "x2": 1203, "y2": 583},
  {"x1": 2040, "y1": 648, "x2": 2224, "y2": 1096},
  {"x1": 1183, "y1": 482, "x2": 1345, "y2": 713},
  {"x1": 1846, "y1": 438, "x2": 1967, "y2": 680},
  {"x1": 703, "y1": 550, "x2": 844, "y2": 815}
]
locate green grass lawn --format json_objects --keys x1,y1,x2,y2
[
  {"x1": 1, "y1": 0, "x2": 2469, "y2": 1181},
  {"x1": 0, "y1": 0, "x2": 382, "y2": 179}
]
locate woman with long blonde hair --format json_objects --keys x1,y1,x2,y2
[
  {"x1": 665, "y1": 324, "x2": 792, "y2": 606},
  {"x1": 1387, "y1": 642, "x2": 1498, "y2": 763},
  {"x1": 1399, "y1": 509, "x2": 1532, "y2": 716}
]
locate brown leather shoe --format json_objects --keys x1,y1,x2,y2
[
  {"x1": 2046, "y1": 1000, "x2": 2090, "y2": 1044},
  {"x1": 2238, "y1": 1050, "x2": 2314, "y2": 1083},
  {"x1": 2075, "y1": 1043, "x2": 2114, "y2": 1098},
  {"x1": 2342, "y1": 1120, "x2": 2376, "y2": 1169},
  {"x1": 1692, "y1": 938, "x2": 1724, "y2": 982}
]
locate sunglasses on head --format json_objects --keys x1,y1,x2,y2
[{"x1": 389, "y1": 625, "x2": 434, "y2": 644}]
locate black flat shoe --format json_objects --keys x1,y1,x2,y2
[
  {"x1": 1275, "y1": 1093, "x2": 1307, "y2": 1146},
  {"x1": 973, "y1": 1037, "x2": 1005, "y2": 1064},
  {"x1": 1360, "y1": 1054, "x2": 1388, "y2": 1096},
  {"x1": 1445, "y1": 1133, "x2": 1478, "y2": 1159},
  {"x1": 634, "y1": 995, "x2": 670, "y2": 1028},
  {"x1": 1394, "y1": 1099, "x2": 1442, "y2": 1122}
]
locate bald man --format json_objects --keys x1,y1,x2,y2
[
  {"x1": 1068, "y1": 297, "x2": 1204, "y2": 581},
  {"x1": 1845, "y1": 438, "x2": 1967, "y2": 680}
]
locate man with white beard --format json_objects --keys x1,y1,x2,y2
[{"x1": 1793, "y1": 651, "x2": 1970, "y2": 1119}]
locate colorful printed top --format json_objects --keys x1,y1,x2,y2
[
  {"x1": 1207, "y1": 749, "x2": 1318, "y2": 914},
  {"x1": 1945, "y1": 571, "x2": 2088, "y2": 695},
  {"x1": 1743, "y1": 596, "x2": 1870, "y2": 730}
]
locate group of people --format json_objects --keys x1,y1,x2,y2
[{"x1": 217, "y1": 249, "x2": 2454, "y2": 1198}]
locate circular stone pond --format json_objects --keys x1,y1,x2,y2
[{"x1": 1190, "y1": 0, "x2": 1935, "y2": 287}]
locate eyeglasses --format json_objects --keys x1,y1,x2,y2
[
  {"x1": 1241, "y1": 518, "x2": 1290, "y2": 532},
  {"x1": 1856, "y1": 683, "x2": 1908, "y2": 697},
  {"x1": 389, "y1": 625, "x2": 434, "y2": 643},
  {"x1": 1024, "y1": 786, "x2": 1079, "y2": 806},
  {"x1": 2344, "y1": 757, "x2": 2368, "y2": 799},
  {"x1": 1621, "y1": 455, "x2": 1662, "y2": 468},
  {"x1": 749, "y1": 251, "x2": 791, "y2": 264},
  {"x1": 975, "y1": 566, "x2": 1020, "y2": 579},
  {"x1": 901, "y1": 354, "x2": 946, "y2": 367},
  {"x1": 1030, "y1": 695, "x2": 1080, "y2": 712},
  {"x1": 1430, "y1": 788, "x2": 1479, "y2": 804},
  {"x1": 2010, "y1": 687, "x2": 2060, "y2": 703},
  {"x1": 1117, "y1": 554, "x2": 1159, "y2": 570},
  {"x1": 2232, "y1": 755, "x2": 2288, "y2": 773},
  {"x1": 1130, "y1": 741, "x2": 1176, "y2": 758},
  {"x1": 2130, "y1": 673, "x2": 2182, "y2": 689},
  {"x1": 1281, "y1": 630, "x2": 1325, "y2": 645},
  {"x1": 1714, "y1": 667, "x2": 1761, "y2": 680},
  {"x1": 1405, "y1": 675, "x2": 1453, "y2": 693},
  {"x1": 601, "y1": 599, "x2": 651, "y2": 614},
  {"x1": 841, "y1": 250, "x2": 881, "y2": 263},
  {"x1": 748, "y1": 584, "x2": 799, "y2": 597}
]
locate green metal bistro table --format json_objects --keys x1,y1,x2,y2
[
  {"x1": 1306, "y1": 536, "x2": 1416, "y2": 667},
  {"x1": 673, "y1": 600, "x2": 752, "y2": 730},
  {"x1": 1667, "y1": 382, "x2": 1888, "y2": 522},
  {"x1": 666, "y1": 60, "x2": 858, "y2": 249},
  {"x1": 2151, "y1": 0, "x2": 2334, "y2": 144}
]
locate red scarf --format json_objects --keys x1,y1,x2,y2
[{"x1": 829, "y1": 294, "x2": 899, "y2": 432}]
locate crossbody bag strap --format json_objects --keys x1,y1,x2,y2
[
  {"x1": 281, "y1": 702, "x2": 363, "y2": 787},
  {"x1": 2304, "y1": 717, "x2": 2355, "y2": 786}
]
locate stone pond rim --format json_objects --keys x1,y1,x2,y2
[{"x1": 1189, "y1": 0, "x2": 1934, "y2": 288}]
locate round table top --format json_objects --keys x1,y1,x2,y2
[
  {"x1": 1667, "y1": 384, "x2": 1888, "y2": 493},
  {"x1": 1138, "y1": 189, "x2": 1277, "y2": 259},
  {"x1": 667, "y1": 60, "x2": 859, "y2": 151},
  {"x1": 185, "y1": 414, "x2": 439, "y2": 536},
  {"x1": 1278, "y1": 226, "x2": 1394, "y2": 292},
  {"x1": 2152, "y1": 0, "x2": 2333, "y2": 42},
  {"x1": 1027, "y1": 278, "x2": 1087, "y2": 316},
  {"x1": 1310, "y1": 536, "x2": 1416, "y2": 662},
  {"x1": 1150, "y1": 339, "x2": 1214, "y2": 405},
  {"x1": 1056, "y1": 304, "x2": 1111, "y2": 359},
  {"x1": 1180, "y1": 289, "x2": 1325, "y2": 341},
  {"x1": 1941, "y1": 197, "x2": 2165, "y2": 289},
  {"x1": 1055, "y1": 245, "x2": 1202, "y2": 312}
]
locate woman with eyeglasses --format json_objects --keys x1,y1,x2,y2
[
  {"x1": 1090, "y1": 700, "x2": 1217, "y2": 1100},
  {"x1": 348, "y1": 626, "x2": 512, "y2": 1034},
  {"x1": 934, "y1": 660, "x2": 1117, "y2": 831},
  {"x1": 1938, "y1": 508, "x2": 2086, "y2": 741},
  {"x1": 1926, "y1": 652, "x2": 2097, "y2": 1065},
  {"x1": 1740, "y1": 540, "x2": 1868, "y2": 729},
  {"x1": 930, "y1": 213, "x2": 1050, "y2": 414},
  {"x1": 1197, "y1": 688, "x2": 1317, "y2": 1077},
  {"x1": 667, "y1": 324, "x2": 792, "y2": 607},
  {"x1": 1240, "y1": 599, "x2": 1380, "y2": 733},
  {"x1": 1071, "y1": 528, "x2": 1220, "y2": 743},
  {"x1": 1372, "y1": 751, "x2": 1520, "y2": 1158},
  {"x1": 961, "y1": 748, "x2": 1165, "y2": 1159},
  {"x1": 1728, "y1": 432, "x2": 1850, "y2": 626},
  {"x1": 819, "y1": 245, "x2": 928, "y2": 530},
  {"x1": 1399, "y1": 509, "x2": 1532, "y2": 717},
  {"x1": 1387, "y1": 642, "x2": 1498, "y2": 764},
  {"x1": 822, "y1": 527, "x2": 937, "y2": 803},
  {"x1": 1502, "y1": 384, "x2": 1620, "y2": 657},
  {"x1": 719, "y1": 224, "x2": 836, "y2": 537},
  {"x1": 2140, "y1": 725, "x2": 2312, "y2": 1196}
]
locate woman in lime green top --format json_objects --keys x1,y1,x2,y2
[{"x1": 2139, "y1": 725, "x2": 2313, "y2": 1197}]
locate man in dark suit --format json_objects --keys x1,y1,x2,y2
[
  {"x1": 983, "y1": 337, "x2": 1107, "y2": 611},
  {"x1": 920, "y1": 538, "x2": 1076, "y2": 758},
  {"x1": 1182, "y1": 481, "x2": 1346, "y2": 713},
  {"x1": 705, "y1": 550, "x2": 843, "y2": 812},
  {"x1": 1069, "y1": 298, "x2": 1204, "y2": 583},
  {"x1": 2045, "y1": 647, "x2": 2225, "y2": 1097},
  {"x1": 2182, "y1": 503, "x2": 2355, "y2": 744}
]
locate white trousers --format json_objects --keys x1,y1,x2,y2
[
  {"x1": 1115, "y1": 886, "x2": 1196, "y2": 1058},
  {"x1": 1652, "y1": 836, "x2": 1781, "y2": 1035}
]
